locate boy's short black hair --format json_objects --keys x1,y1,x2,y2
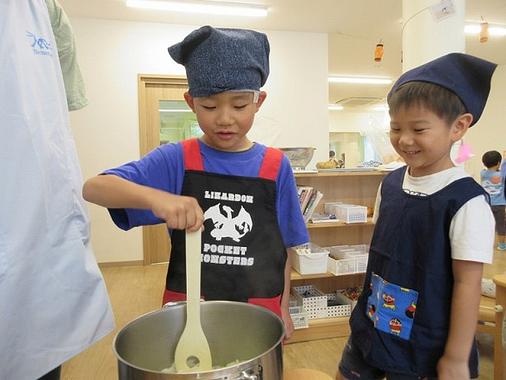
[
  {"x1": 482, "y1": 150, "x2": 502, "y2": 168},
  {"x1": 388, "y1": 81, "x2": 466, "y2": 125}
]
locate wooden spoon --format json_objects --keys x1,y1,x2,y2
[{"x1": 174, "y1": 230, "x2": 212, "y2": 372}]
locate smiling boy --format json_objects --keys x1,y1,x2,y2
[{"x1": 338, "y1": 53, "x2": 497, "y2": 380}]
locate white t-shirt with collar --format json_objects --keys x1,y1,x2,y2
[{"x1": 373, "y1": 166, "x2": 494, "y2": 264}]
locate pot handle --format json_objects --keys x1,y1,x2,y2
[
  {"x1": 234, "y1": 365, "x2": 263, "y2": 380},
  {"x1": 236, "y1": 373, "x2": 258, "y2": 380}
]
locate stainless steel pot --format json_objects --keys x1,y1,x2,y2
[{"x1": 113, "y1": 301, "x2": 284, "y2": 380}]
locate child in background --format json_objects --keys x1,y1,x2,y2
[
  {"x1": 337, "y1": 53, "x2": 496, "y2": 380},
  {"x1": 82, "y1": 26, "x2": 309, "y2": 339},
  {"x1": 481, "y1": 150, "x2": 506, "y2": 250}
]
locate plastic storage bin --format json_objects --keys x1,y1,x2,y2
[
  {"x1": 336, "y1": 287, "x2": 362, "y2": 310},
  {"x1": 323, "y1": 202, "x2": 343, "y2": 216},
  {"x1": 289, "y1": 305, "x2": 309, "y2": 329},
  {"x1": 327, "y1": 244, "x2": 368, "y2": 259},
  {"x1": 326, "y1": 293, "x2": 352, "y2": 317},
  {"x1": 292, "y1": 285, "x2": 328, "y2": 319},
  {"x1": 335, "y1": 204, "x2": 367, "y2": 224},
  {"x1": 326, "y1": 245, "x2": 369, "y2": 276},
  {"x1": 291, "y1": 243, "x2": 330, "y2": 275}
]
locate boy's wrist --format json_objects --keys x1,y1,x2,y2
[{"x1": 143, "y1": 186, "x2": 166, "y2": 211}]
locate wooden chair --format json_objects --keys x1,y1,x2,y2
[{"x1": 477, "y1": 274, "x2": 506, "y2": 380}]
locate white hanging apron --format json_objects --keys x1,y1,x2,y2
[{"x1": 0, "y1": 1, "x2": 115, "y2": 379}]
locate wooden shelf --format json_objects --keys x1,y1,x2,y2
[
  {"x1": 290, "y1": 270, "x2": 366, "y2": 281},
  {"x1": 307, "y1": 218, "x2": 374, "y2": 229},
  {"x1": 290, "y1": 270, "x2": 335, "y2": 281},
  {"x1": 295, "y1": 171, "x2": 387, "y2": 178},
  {"x1": 288, "y1": 316, "x2": 351, "y2": 343},
  {"x1": 289, "y1": 171, "x2": 381, "y2": 342}
]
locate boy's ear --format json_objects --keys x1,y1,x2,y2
[
  {"x1": 255, "y1": 91, "x2": 267, "y2": 111},
  {"x1": 183, "y1": 92, "x2": 196, "y2": 112},
  {"x1": 451, "y1": 112, "x2": 473, "y2": 141}
]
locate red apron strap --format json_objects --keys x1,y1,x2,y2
[
  {"x1": 182, "y1": 138, "x2": 204, "y2": 171},
  {"x1": 258, "y1": 147, "x2": 283, "y2": 181},
  {"x1": 162, "y1": 290, "x2": 282, "y2": 318}
]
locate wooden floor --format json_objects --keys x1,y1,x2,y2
[{"x1": 61, "y1": 247, "x2": 506, "y2": 380}]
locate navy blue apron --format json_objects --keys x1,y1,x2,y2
[
  {"x1": 350, "y1": 166, "x2": 485, "y2": 377},
  {"x1": 163, "y1": 139, "x2": 287, "y2": 316}
]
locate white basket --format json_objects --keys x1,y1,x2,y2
[
  {"x1": 292, "y1": 285, "x2": 328, "y2": 319},
  {"x1": 326, "y1": 245, "x2": 368, "y2": 276},
  {"x1": 328, "y1": 255, "x2": 368, "y2": 275},
  {"x1": 289, "y1": 305, "x2": 309, "y2": 329},
  {"x1": 326, "y1": 293, "x2": 352, "y2": 317},
  {"x1": 291, "y1": 243, "x2": 329, "y2": 275},
  {"x1": 335, "y1": 204, "x2": 367, "y2": 224}
]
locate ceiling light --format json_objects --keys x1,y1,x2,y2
[
  {"x1": 465, "y1": 23, "x2": 506, "y2": 36},
  {"x1": 126, "y1": 0, "x2": 268, "y2": 17},
  {"x1": 328, "y1": 76, "x2": 392, "y2": 85},
  {"x1": 328, "y1": 104, "x2": 344, "y2": 111}
]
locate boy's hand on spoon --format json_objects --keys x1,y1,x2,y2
[{"x1": 150, "y1": 191, "x2": 204, "y2": 231}]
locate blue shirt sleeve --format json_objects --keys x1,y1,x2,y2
[
  {"x1": 275, "y1": 156, "x2": 310, "y2": 248},
  {"x1": 102, "y1": 143, "x2": 185, "y2": 230}
]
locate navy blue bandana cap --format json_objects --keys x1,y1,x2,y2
[
  {"x1": 168, "y1": 26, "x2": 270, "y2": 97},
  {"x1": 388, "y1": 53, "x2": 497, "y2": 126}
]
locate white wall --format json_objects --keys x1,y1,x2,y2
[
  {"x1": 329, "y1": 110, "x2": 389, "y2": 134},
  {"x1": 68, "y1": 18, "x2": 328, "y2": 263}
]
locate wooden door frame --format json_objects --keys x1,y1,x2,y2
[
  {"x1": 138, "y1": 74, "x2": 188, "y2": 264},
  {"x1": 138, "y1": 74, "x2": 188, "y2": 155}
]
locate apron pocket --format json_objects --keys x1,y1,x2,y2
[{"x1": 367, "y1": 273, "x2": 418, "y2": 340}]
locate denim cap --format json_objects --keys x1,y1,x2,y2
[
  {"x1": 168, "y1": 26, "x2": 270, "y2": 97},
  {"x1": 388, "y1": 53, "x2": 497, "y2": 126}
]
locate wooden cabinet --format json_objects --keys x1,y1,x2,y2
[{"x1": 288, "y1": 171, "x2": 385, "y2": 343}]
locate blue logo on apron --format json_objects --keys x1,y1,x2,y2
[{"x1": 26, "y1": 31, "x2": 52, "y2": 56}]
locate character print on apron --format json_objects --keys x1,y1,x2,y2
[
  {"x1": 366, "y1": 273, "x2": 419, "y2": 340},
  {"x1": 164, "y1": 139, "x2": 287, "y2": 314}
]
